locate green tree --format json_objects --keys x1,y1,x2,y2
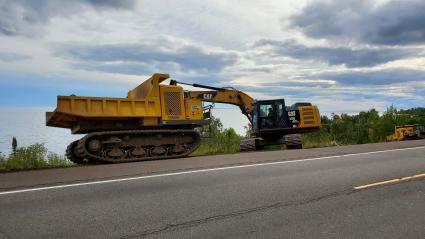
[{"x1": 12, "y1": 137, "x2": 17, "y2": 153}]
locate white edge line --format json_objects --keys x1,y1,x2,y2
[{"x1": 1, "y1": 146, "x2": 425, "y2": 196}]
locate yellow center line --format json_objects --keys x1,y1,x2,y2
[{"x1": 354, "y1": 173, "x2": 425, "y2": 190}]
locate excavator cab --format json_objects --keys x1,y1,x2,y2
[
  {"x1": 252, "y1": 100, "x2": 309, "y2": 133},
  {"x1": 253, "y1": 100, "x2": 287, "y2": 131}
]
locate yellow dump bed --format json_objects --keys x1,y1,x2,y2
[
  {"x1": 46, "y1": 73, "x2": 203, "y2": 134},
  {"x1": 46, "y1": 96, "x2": 161, "y2": 128},
  {"x1": 46, "y1": 73, "x2": 170, "y2": 130}
]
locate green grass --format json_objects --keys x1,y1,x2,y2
[
  {"x1": 302, "y1": 131, "x2": 335, "y2": 149},
  {"x1": 0, "y1": 143, "x2": 74, "y2": 172}
]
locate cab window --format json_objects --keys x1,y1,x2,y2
[{"x1": 259, "y1": 104, "x2": 274, "y2": 117}]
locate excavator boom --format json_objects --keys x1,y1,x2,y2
[{"x1": 172, "y1": 80, "x2": 255, "y2": 122}]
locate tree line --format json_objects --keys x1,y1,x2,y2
[
  {"x1": 194, "y1": 106, "x2": 425, "y2": 154},
  {"x1": 304, "y1": 106, "x2": 425, "y2": 147}
]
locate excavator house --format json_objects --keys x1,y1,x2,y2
[{"x1": 46, "y1": 73, "x2": 321, "y2": 164}]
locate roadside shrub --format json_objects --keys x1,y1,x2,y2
[
  {"x1": 0, "y1": 143, "x2": 73, "y2": 172},
  {"x1": 6, "y1": 143, "x2": 47, "y2": 170},
  {"x1": 0, "y1": 153, "x2": 6, "y2": 171},
  {"x1": 47, "y1": 152, "x2": 71, "y2": 167},
  {"x1": 193, "y1": 117, "x2": 243, "y2": 156},
  {"x1": 302, "y1": 130, "x2": 334, "y2": 148}
]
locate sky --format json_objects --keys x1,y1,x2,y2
[{"x1": 1, "y1": 0, "x2": 425, "y2": 126}]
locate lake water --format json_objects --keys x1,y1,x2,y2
[
  {"x1": 0, "y1": 107, "x2": 248, "y2": 155},
  {"x1": 0, "y1": 107, "x2": 79, "y2": 155}
]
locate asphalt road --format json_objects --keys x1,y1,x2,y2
[{"x1": 0, "y1": 141, "x2": 425, "y2": 238}]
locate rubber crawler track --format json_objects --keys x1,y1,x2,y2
[{"x1": 68, "y1": 129, "x2": 201, "y2": 164}]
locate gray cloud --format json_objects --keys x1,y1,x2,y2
[
  {"x1": 75, "y1": 62, "x2": 162, "y2": 76},
  {"x1": 0, "y1": 52, "x2": 31, "y2": 62},
  {"x1": 57, "y1": 41, "x2": 237, "y2": 74},
  {"x1": 290, "y1": 0, "x2": 425, "y2": 45},
  {"x1": 85, "y1": 0, "x2": 134, "y2": 8},
  {"x1": 259, "y1": 81, "x2": 333, "y2": 89},
  {"x1": 0, "y1": 0, "x2": 135, "y2": 37},
  {"x1": 255, "y1": 39, "x2": 419, "y2": 67},
  {"x1": 230, "y1": 84, "x2": 318, "y2": 99},
  {"x1": 319, "y1": 68, "x2": 425, "y2": 85}
]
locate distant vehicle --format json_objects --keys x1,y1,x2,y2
[
  {"x1": 46, "y1": 73, "x2": 321, "y2": 164},
  {"x1": 386, "y1": 124, "x2": 425, "y2": 141}
]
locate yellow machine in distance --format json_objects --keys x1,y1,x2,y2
[
  {"x1": 386, "y1": 125, "x2": 425, "y2": 141},
  {"x1": 46, "y1": 73, "x2": 321, "y2": 164}
]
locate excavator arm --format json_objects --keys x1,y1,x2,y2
[{"x1": 171, "y1": 81, "x2": 255, "y2": 122}]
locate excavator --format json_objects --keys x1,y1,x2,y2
[{"x1": 46, "y1": 73, "x2": 321, "y2": 164}]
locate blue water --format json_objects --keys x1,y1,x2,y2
[{"x1": 0, "y1": 107, "x2": 79, "y2": 155}]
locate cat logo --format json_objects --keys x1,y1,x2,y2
[
  {"x1": 288, "y1": 111, "x2": 296, "y2": 117},
  {"x1": 202, "y1": 93, "x2": 213, "y2": 100}
]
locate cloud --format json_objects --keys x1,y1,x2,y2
[
  {"x1": 0, "y1": 0, "x2": 135, "y2": 37},
  {"x1": 84, "y1": 0, "x2": 134, "y2": 8},
  {"x1": 259, "y1": 81, "x2": 333, "y2": 89},
  {"x1": 290, "y1": 0, "x2": 425, "y2": 45},
  {"x1": 56, "y1": 40, "x2": 238, "y2": 74},
  {"x1": 0, "y1": 52, "x2": 31, "y2": 62},
  {"x1": 74, "y1": 62, "x2": 163, "y2": 76},
  {"x1": 254, "y1": 39, "x2": 420, "y2": 67},
  {"x1": 319, "y1": 68, "x2": 425, "y2": 85}
]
